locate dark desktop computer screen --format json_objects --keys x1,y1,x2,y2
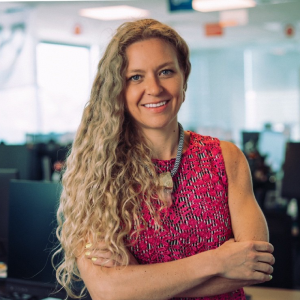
[
  {"x1": 0, "y1": 145, "x2": 39, "y2": 180},
  {"x1": 0, "y1": 169, "x2": 19, "y2": 263},
  {"x1": 6, "y1": 180, "x2": 65, "y2": 299},
  {"x1": 241, "y1": 131, "x2": 260, "y2": 151},
  {"x1": 281, "y1": 142, "x2": 300, "y2": 199}
]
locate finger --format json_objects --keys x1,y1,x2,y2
[
  {"x1": 85, "y1": 243, "x2": 93, "y2": 250},
  {"x1": 91, "y1": 257, "x2": 121, "y2": 267},
  {"x1": 251, "y1": 271, "x2": 273, "y2": 283},
  {"x1": 85, "y1": 250, "x2": 123, "y2": 264},
  {"x1": 91, "y1": 257, "x2": 110, "y2": 266},
  {"x1": 244, "y1": 274, "x2": 273, "y2": 286},
  {"x1": 84, "y1": 240, "x2": 106, "y2": 251},
  {"x1": 85, "y1": 250, "x2": 112, "y2": 259},
  {"x1": 256, "y1": 252, "x2": 275, "y2": 265},
  {"x1": 85, "y1": 250, "x2": 111, "y2": 260},
  {"x1": 254, "y1": 242, "x2": 274, "y2": 253},
  {"x1": 254, "y1": 262, "x2": 274, "y2": 275}
]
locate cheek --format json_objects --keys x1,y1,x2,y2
[
  {"x1": 124, "y1": 89, "x2": 140, "y2": 116},
  {"x1": 125, "y1": 86, "x2": 138, "y2": 105},
  {"x1": 174, "y1": 76, "x2": 184, "y2": 95},
  {"x1": 174, "y1": 83, "x2": 184, "y2": 101},
  {"x1": 124, "y1": 88, "x2": 133, "y2": 108}
]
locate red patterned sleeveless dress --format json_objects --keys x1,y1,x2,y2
[{"x1": 126, "y1": 132, "x2": 246, "y2": 300}]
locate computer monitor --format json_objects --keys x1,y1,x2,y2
[
  {"x1": 0, "y1": 145, "x2": 39, "y2": 180},
  {"x1": 0, "y1": 169, "x2": 19, "y2": 263},
  {"x1": 257, "y1": 130, "x2": 287, "y2": 172},
  {"x1": 241, "y1": 131, "x2": 260, "y2": 153},
  {"x1": 6, "y1": 180, "x2": 66, "y2": 299},
  {"x1": 281, "y1": 142, "x2": 300, "y2": 199}
]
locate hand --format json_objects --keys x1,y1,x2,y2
[
  {"x1": 84, "y1": 242, "x2": 139, "y2": 267},
  {"x1": 215, "y1": 239, "x2": 275, "y2": 283}
]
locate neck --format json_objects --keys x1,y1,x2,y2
[{"x1": 142, "y1": 124, "x2": 180, "y2": 160}]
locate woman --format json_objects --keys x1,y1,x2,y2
[{"x1": 55, "y1": 19, "x2": 274, "y2": 300}]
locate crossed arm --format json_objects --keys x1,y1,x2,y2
[{"x1": 77, "y1": 141, "x2": 274, "y2": 300}]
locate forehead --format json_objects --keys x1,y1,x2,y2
[{"x1": 125, "y1": 38, "x2": 179, "y2": 68}]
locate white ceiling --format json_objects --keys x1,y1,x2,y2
[{"x1": 1, "y1": 0, "x2": 300, "y2": 50}]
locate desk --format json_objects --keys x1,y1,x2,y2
[{"x1": 244, "y1": 286, "x2": 300, "y2": 300}]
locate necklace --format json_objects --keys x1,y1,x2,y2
[{"x1": 158, "y1": 123, "x2": 184, "y2": 207}]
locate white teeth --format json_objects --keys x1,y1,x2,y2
[{"x1": 144, "y1": 101, "x2": 167, "y2": 108}]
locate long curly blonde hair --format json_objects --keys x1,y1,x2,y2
[{"x1": 54, "y1": 18, "x2": 191, "y2": 298}]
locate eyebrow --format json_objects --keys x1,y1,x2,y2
[{"x1": 126, "y1": 61, "x2": 176, "y2": 74}]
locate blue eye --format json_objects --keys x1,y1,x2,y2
[
  {"x1": 129, "y1": 75, "x2": 141, "y2": 81},
  {"x1": 161, "y1": 69, "x2": 173, "y2": 76}
]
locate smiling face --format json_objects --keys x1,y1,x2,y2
[{"x1": 124, "y1": 38, "x2": 185, "y2": 133}]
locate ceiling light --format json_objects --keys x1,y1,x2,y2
[
  {"x1": 192, "y1": 0, "x2": 256, "y2": 12},
  {"x1": 264, "y1": 22, "x2": 282, "y2": 32},
  {"x1": 79, "y1": 5, "x2": 149, "y2": 21},
  {"x1": 219, "y1": 9, "x2": 248, "y2": 27}
]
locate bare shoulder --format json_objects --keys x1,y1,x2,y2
[
  {"x1": 220, "y1": 141, "x2": 245, "y2": 164},
  {"x1": 219, "y1": 141, "x2": 249, "y2": 179}
]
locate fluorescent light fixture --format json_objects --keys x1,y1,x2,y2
[
  {"x1": 79, "y1": 5, "x2": 149, "y2": 21},
  {"x1": 219, "y1": 9, "x2": 248, "y2": 27},
  {"x1": 192, "y1": 0, "x2": 256, "y2": 12},
  {"x1": 264, "y1": 22, "x2": 282, "y2": 32}
]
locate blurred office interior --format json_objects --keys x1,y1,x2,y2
[{"x1": 0, "y1": 0, "x2": 300, "y2": 299}]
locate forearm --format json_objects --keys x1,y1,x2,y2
[
  {"x1": 80, "y1": 238, "x2": 274, "y2": 300},
  {"x1": 176, "y1": 276, "x2": 255, "y2": 298},
  {"x1": 78, "y1": 249, "x2": 218, "y2": 300}
]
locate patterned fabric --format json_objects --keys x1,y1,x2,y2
[{"x1": 126, "y1": 132, "x2": 246, "y2": 300}]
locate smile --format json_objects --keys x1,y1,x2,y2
[{"x1": 144, "y1": 101, "x2": 168, "y2": 108}]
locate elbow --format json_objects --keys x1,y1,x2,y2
[{"x1": 88, "y1": 282, "x2": 121, "y2": 300}]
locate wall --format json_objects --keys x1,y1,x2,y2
[{"x1": 179, "y1": 48, "x2": 245, "y2": 144}]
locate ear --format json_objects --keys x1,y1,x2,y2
[{"x1": 182, "y1": 90, "x2": 186, "y2": 103}]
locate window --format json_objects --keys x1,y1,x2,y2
[
  {"x1": 0, "y1": 42, "x2": 91, "y2": 144},
  {"x1": 36, "y1": 42, "x2": 91, "y2": 135}
]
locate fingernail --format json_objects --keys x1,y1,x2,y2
[
  {"x1": 91, "y1": 257, "x2": 97, "y2": 262},
  {"x1": 269, "y1": 275, "x2": 273, "y2": 280},
  {"x1": 85, "y1": 243, "x2": 92, "y2": 249},
  {"x1": 85, "y1": 251, "x2": 91, "y2": 256}
]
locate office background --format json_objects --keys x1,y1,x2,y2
[
  {"x1": 1, "y1": 0, "x2": 300, "y2": 145},
  {"x1": 0, "y1": 0, "x2": 300, "y2": 299}
]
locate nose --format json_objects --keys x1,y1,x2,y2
[{"x1": 145, "y1": 75, "x2": 163, "y2": 96}]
